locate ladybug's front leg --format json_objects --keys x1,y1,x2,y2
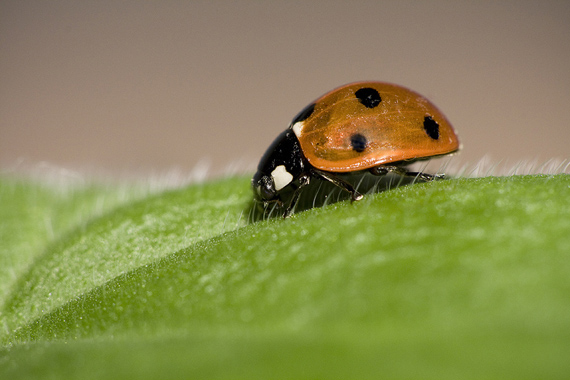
[{"x1": 283, "y1": 174, "x2": 311, "y2": 218}]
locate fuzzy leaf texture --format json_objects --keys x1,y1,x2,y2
[{"x1": 0, "y1": 173, "x2": 569, "y2": 379}]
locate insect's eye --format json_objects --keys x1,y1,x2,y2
[{"x1": 259, "y1": 176, "x2": 276, "y2": 200}]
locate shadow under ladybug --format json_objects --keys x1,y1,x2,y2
[{"x1": 248, "y1": 166, "x2": 446, "y2": 222}]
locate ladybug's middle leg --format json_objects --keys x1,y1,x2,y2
[
  {"x1": 370, "y1": 165, "x2": 445, "y2": 182},
  {"x1": 311, "y1": 169, "x2": 363, "y2": 202}
]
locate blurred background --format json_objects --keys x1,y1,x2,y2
[{"x1": 1, "y1": 1, "x2": 569, "y2": 180}]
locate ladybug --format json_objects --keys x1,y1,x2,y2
[{"x1": 252, "y1": 81, "x2": 460, "y2": 217}]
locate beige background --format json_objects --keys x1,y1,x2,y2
[{"x1": 1, "y1": 1, "x2": 569, "y2": 179}]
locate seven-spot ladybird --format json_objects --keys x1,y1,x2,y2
[{"x1": 252, "y1": 81, "x2": 460, "y2": 217}]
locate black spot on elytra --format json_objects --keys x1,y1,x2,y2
[
  {"x1": 291, "y1": 103, "x2": 315, "y2": 125},
  {"x1": 350, "y1": 133, "x2": 368, "y2": 152},
  {"x1": 355, "y1": 87, "x2": 382, "y2": 108},
  {"x1": 423, "y1": 116, "x2": 440, "y2": 140}
]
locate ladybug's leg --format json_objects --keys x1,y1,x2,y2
[
  {"x1": 283, "y1": 174, "x2": 310, "y2": 218},
  {"x1": 311, "y1": 169, "x2": 364, "y2": 202},
  {"x1": 370, "y1": 166, "x2": 445, "y2": 181},
  {"x1": 261, "y1": 198, "x2": 283, "y2": 213}
]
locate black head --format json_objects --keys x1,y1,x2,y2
[{"x1": 252, "y1": 129, "x2": 306, "y2": 202}]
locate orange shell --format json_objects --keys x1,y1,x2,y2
[{"x1": 291, "y1": 81, "x2": 460, "y2": 172}]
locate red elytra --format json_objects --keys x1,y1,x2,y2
[{"x1": 291, "y1": 81, "x2": 460, "y2": 172}]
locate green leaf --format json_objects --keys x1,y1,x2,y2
[
  {"x1": 1, "y1": 174, "x2": 569, "y2": 379},
  {"x1": 0, "y1": 176, "x2": 152, "y2": 312}
]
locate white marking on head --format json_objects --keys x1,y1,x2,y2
[
  {"x1": 292, "y1": 121, "x2": 304, "y2": 137},
  {"x1": 271, "y1": 165, "x2": 294, "y2": 191}
]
